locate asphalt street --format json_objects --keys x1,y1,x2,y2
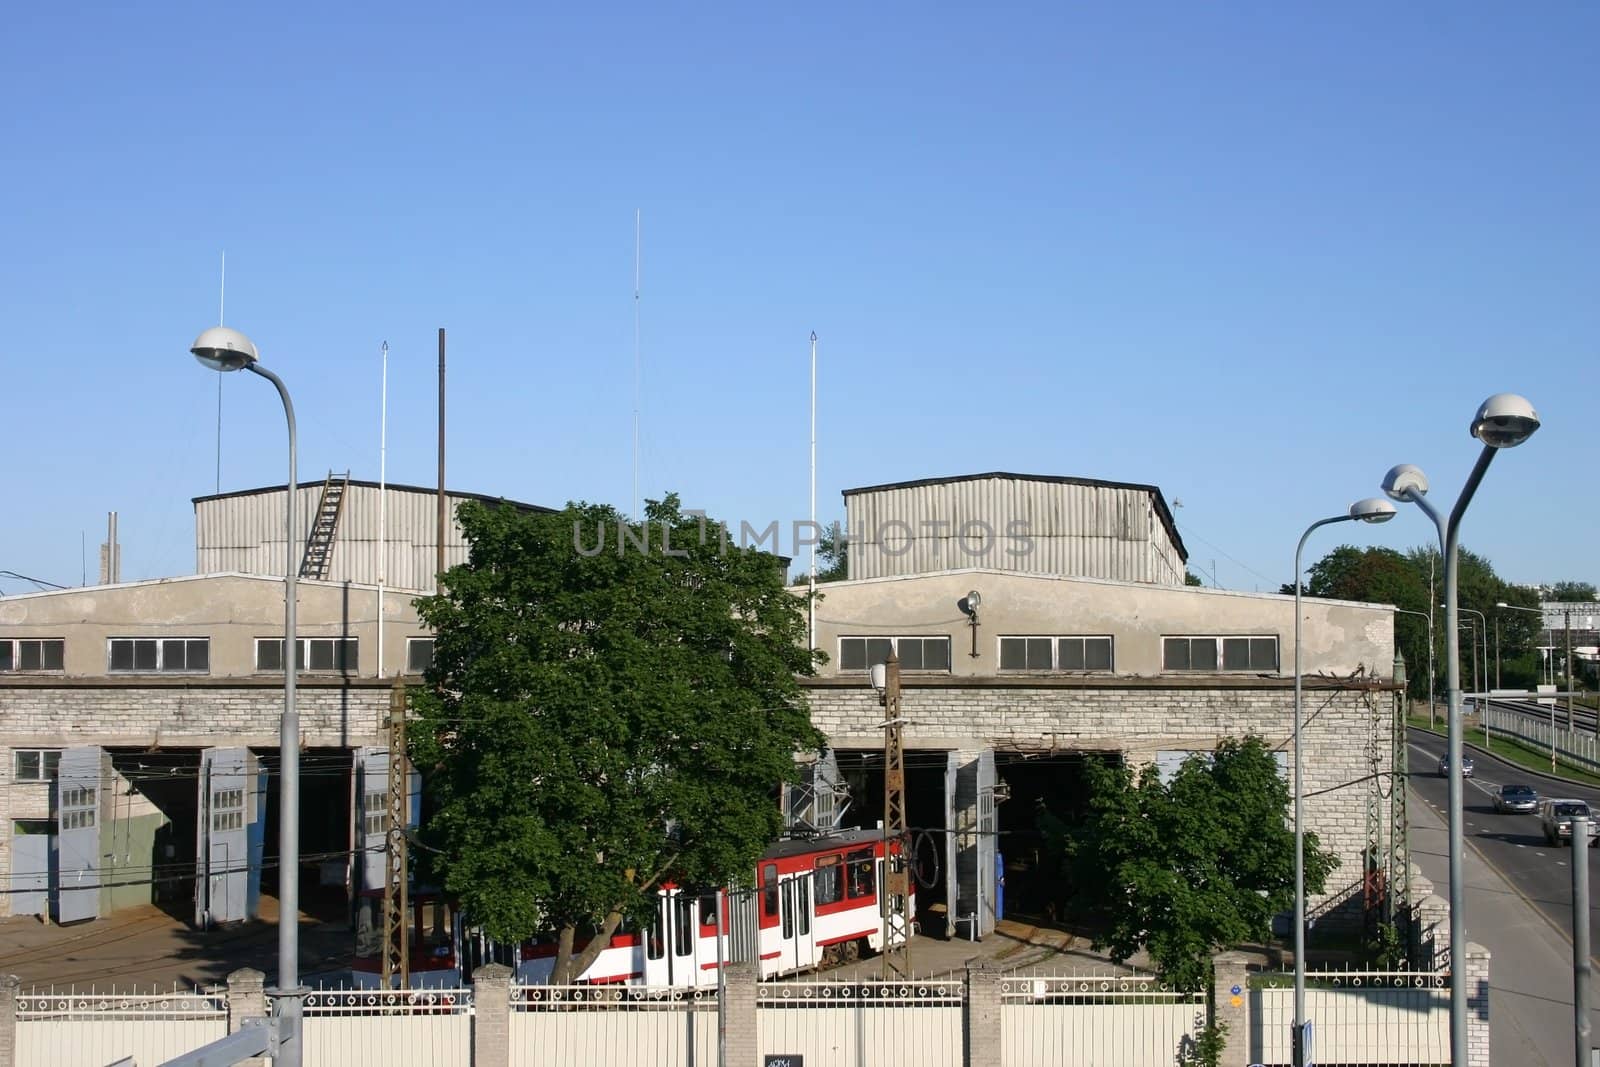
[{"x1": 1406, "y1": 729, "x2": 1600, "y2": 965}]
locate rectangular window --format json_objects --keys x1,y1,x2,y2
[
  {"x1": 406, "y1": 638, "x2": 436, "y2": 675},
  {"x1": 837, "y1": 636, "x2": 951, "y2": 673},
  {"x1": 1163, "y1": 636, "x2": 1277, "y2": 672},
  {"x1": 255, "y1": 638, "x2": 359, "y2": 673},
  {"x1": 673, "y1": 896, "x2": 693, "y2": 957},
  {"x1": 14, "y1": 749, "x2": 61, "y2": 782},
  {"x1": 846, "y1": 849, "x2": 876, "y2": 899},
  {"x1": 108, "y1": 638, "x2": 209, "y2": 674},
  {"x1": 1, "y1": 639, "x2": 65, "y2": 672},
  {"x1": 363, "y1": 792, "x2": 388, "y2": 837},
  {"x1": 998, "y1": 636, "x2": 1114, "y2": 672},
  {"x1": 211, "y1": 787, "x2": 245, "y2": 833},
  {"x1": 646, "y1": 904, "x2": 665, "y2": 960},
  {"x1": 762, "y1": 863, "x2": 779, "y2": 919},
  {"x1": 815, "y1": 855, "x2": 843, "y2": 906}
]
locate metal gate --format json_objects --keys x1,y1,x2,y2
[
  {"x1": 54, "y1": 746, "x2": 103, "y2": 923},
  {"x1": 11, "y1": 822, "x2": 50, "y2": 917},
  {"x1": 195, "y1": 748, "x2": 265, "y2": 927}
]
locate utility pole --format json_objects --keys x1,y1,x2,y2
[
  {"x1": 382, "y1": 680, "x2": 410, "y2": 988},
  {"x1": 879, "y1": 650, "x2": 911, "y2": 979},
  {"x1": 1573, "y1": 815, "x2": 1591, "y2": 1067},
  {"x1": 1565, "y1": 607, "x2": 1574, "y2": 732}
]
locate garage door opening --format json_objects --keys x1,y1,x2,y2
[
  {"x1": 831, "y1": 748, "x2": 955, "y2": 937},
  {"x1": 993, "y1": 749, "x2": 1122, "y2": 928},
  {"x1": 106, "y1": 748, "x2": 202, "y2": 922}
]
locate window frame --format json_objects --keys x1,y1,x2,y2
[
  {"x1": 0, "y1": 638, "x2": 66, "y2": 673},
  {"x1": 996, "y1": 635, "x2": 1115, "y2": 673},
  {"x1": 1161, "y1": 635, "x2": 1279, "y2": 673},
  {"x1": 254, "y1": 637, "x2": 360, "y2": 674},
  {"x1": 13, "y1": 749, "x2": 62, "y2": 782},
  {"x1": 836, "y1": 635, "x2": 952, "y2": 673},
  {"x1": 405, "y1": 637, "x2": 436, "y2": 676},
  {"x1": 107, "y1": 637, "x2": 211, "y2": 675}
]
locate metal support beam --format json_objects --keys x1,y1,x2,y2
[
  {"x1": 382, "y1": 680, "x2": 410, "y2": 988},
  {"x1": 158, "y1": 1016, "x2": 275, "y2": 1067},
  {"x1": 880, "y1": 651, "x2": 911, "y2": 979}
]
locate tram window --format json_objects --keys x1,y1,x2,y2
[
  {"x1": 646, "y1": 908, "x2": 665, "y2": 960},
  {"x1": 796, "y1": 879, "x2": 810, "y2": 936},
  {"x1": 673, "y1": 896, "x2": 693, "y2": 957},
  {"x1": 815, "y1": 856, "x2": 843, "y2": 905},
  {"x1": 781, "y1": 883, "x2": 793, "y2": 939},
  {"x1": 699, "y1": 896, "x2": 718, "y2": 930},
  {"x1": 762, "y1": 863, "x2": 779, "y2": 919},
  {"x1": 847, "y1": 849, "x2": 875, "y2": 899},
  {"x1": 418, "y1": 901, "x2": 453, "y2": 956}
]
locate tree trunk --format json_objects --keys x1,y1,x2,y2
[{"x1": 552, "y1": 910, "x2": 626, "y2": 985}]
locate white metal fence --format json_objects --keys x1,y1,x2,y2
[
  {"x1": 1482, "y1": 702, "x2": 1600, "y2": 773},
  {"x1": 14, "y1": 990, "x2": 227, "y2": 1067},
  {"x1": 510, "y1": 984, "x2": 719, "y2": 1067},
  {"x1": 1249, "y1": 969, "x2": 1450, "y2": 1066},
  {"x1": 1001, "y1": 974, "x2": 1206, "y2": 1067},
  {"x1": 303, "y1": 987, "x2": 474, "y2": 1067},
  {"x1": 759, "y1": 979, "x2": 965, "y2": 1067}
]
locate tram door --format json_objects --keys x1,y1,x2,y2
[
  {"x1": 643, "y1": 888, "x2": 698, "y2": 987},
  {"x1": 775, "y1": 873, "x2": 818, "y2": 975}
]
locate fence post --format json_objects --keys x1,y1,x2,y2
[
  {"x1": 472, "y1": 963, "x2": 512, "y2": 1067},
  {"x1": 1417, "y1": 893, "x2": 1451, "y2": 970},
  {"x1": 1210, "y1": 951, "x2": 1249, "y2": 1067},
  {"x1": 1465, "y1": 942, "x2": 1491, "y2": 1067},
  {"x1": 225, "y1": 968, "x2": 267, "y2": 1066},
  {"x1": 963, "y1": 962, "x2": 1002, "y2": 1066},
  {"x1": 723, "y1": 963, "x2": 758, "y2": 1066},
  {"x1": 0, "y1": 973, "x2": 18, "y2": 1067}
]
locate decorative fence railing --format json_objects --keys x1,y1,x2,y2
[
  {"x1": 303, "y1": 986, "x2": 474, "y2": 1067},
  {"x1": 14, "y1": 989, "x2": 227, "y2": 1067},
  {"x1": 1248, "y1": 968, "x2": 1451, "y2": 1066},
  {"x1": 759, "y1": 979, "x2": 966, "y2": 1067},
  {"x1": 510, "y1": 984, "x2": 718, "y2": 1067},
  {"x1": 1482, "y1": 702, "x2": 1600, "y2": 774},
  {"x1": 1001, "y1": 973, "x2": 1207, "y2": 1067}
]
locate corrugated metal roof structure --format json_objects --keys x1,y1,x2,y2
[
  {"x1": 842, "y1": 472, "x2": 1186, "y2": 585},
  {"x1": 193, "y1": 480, "x2": 549, "y2": 591}
]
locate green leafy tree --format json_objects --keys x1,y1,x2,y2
[
  {"x1": 1040, "y1": 736, "x2": 1336, "y2": 991},
  {"x1": 1546, "y1": 580, "x2": 1598, "y2": 602},
  {"x1": 410, "y1": 495, "x2": 823, "y2": 983},
  {"x1": 1185, "y1": 570, "x2": 1204, "y2": 587}
]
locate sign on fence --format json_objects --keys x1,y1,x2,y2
[{"x1": 765, "y1": 1056, "x2": 804, "y2": 1067}]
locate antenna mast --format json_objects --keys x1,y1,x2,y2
[
  {"x1": 378, "y1": 341, "x2": 388, "y2": 679},
  {"x1": 216, "y1": 251, "x2": 225, "y2": 494},
  {"x1": 633, "y1": 209, "x2": 642, "y2": 520},
  {"x1": 809, "y1": 331, "x2": 817, "y2": 651}
]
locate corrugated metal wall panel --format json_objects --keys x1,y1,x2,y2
[
  {"x1": 195, "y1": 485, "x2": 487, "y2": 590},
  {"x1": 846, "y1": 476, "x2": 1182, "y2": 585}
]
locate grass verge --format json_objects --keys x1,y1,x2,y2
[{"x1": 1407, "y1": 715, "x2": 1600, "y2": 788}]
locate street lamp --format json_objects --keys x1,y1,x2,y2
[
  {"x1": 1292, "y1": 496, "x2": 1396, "y2": 1066},
  {"x1": 1382, "y1": 392, "x2": 1540, "y2": 1066},
  {"x1": 1393, "y1": 608, "x2": 1434, "y2": 728},
  {"x1": 1457, "y1": 607, "x2": 1488, "y2": 703},
  {"x1": 190, "y1": 326, "x2": 305, "y2": 1067},
  {"x1": 1500, "y1": 601, "x2": 1560, "y2": 769}
]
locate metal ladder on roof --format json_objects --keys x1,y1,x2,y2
[{"x1": 299, "y1": 471, "x2": 349, "y2": 580}]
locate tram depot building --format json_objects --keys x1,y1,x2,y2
[{"x1": 0, "y1": 472, "x2": 1397, "y2": 945}]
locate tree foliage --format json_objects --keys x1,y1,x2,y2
[
  {"x1": 1039, "y1": 737, "x2": 1336, "y2": 991},
  {"x1": 410, "y1": 495, "x2": 823, "y2": 982},
  {"x1": 1546, "y1": 580, "x2": 1598, "y2": 602}
]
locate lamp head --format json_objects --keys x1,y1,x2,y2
[
  {"x1": 868, "y1": 662, "x2": 887, "y2": 695},
  {"x1": 1349, "y1": 498, "x2": 1397, "y2": 524},
  {"x1": 190, "y1": 326, "x2": 259, "y2": 372},
  {"x1": 1471, "y1": 393, "x2": 1540, "y2": 449},
  {"x1": 959, "y1": 590, "x2": 982, "y2": 619},
  {"x1": 1381, "y1": 464, "x2": 1429, "y2": 502}
]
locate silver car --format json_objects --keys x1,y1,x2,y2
[
  {"x1": 1494, "y1": 784, "x2": 1539, "y2": 813},
  {"x1": 1541, "y1": 799, "x2": 1598, "y2": 846}
]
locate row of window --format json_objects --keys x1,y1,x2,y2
[
  {"x1": 0, "y1": 637, "x2": 436, "y2": 675},
  {"x1": 839, "y1": 634, "x2": 1280, "y2": 673}
]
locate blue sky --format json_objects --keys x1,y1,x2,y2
[{"x1": 3, "y1": 3, "x2": 1596, "y2": 594}]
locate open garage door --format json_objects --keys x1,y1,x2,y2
[
  {"x1": 944, "y1": 752, "x2": 960, "y2": 931},
  {"x1": 54, "y1": 746, "x2": 104, "y2": 923},
  {"x1": 195, "y1": 748, "x2": 265, "y2": 927}
]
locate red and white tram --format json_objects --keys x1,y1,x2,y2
[{"x1": 353, "y1": 828, "x2": 912, "y2": 989}]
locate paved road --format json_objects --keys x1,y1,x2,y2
[
  {"x1": 1406, "y1": 729, "x2": 1600, "y2": 964},
  {"x1": 1406, "y1": 784, "x2": 1598, "y2": 1065}
]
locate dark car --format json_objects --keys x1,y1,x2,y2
[
  {"x1": 1437, "y1": 755, "x2": 1475, "y2": 778},
  {"x1": 1493, "y1": 784, "x2": 1539, "y2": 813}
]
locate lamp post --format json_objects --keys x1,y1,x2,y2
[
  {"x1": 190, "y1": 326, "x2": 304, "y2": 1067},
  {"x1": 1458, "y1": 607, "x2": 1489, "y2": 702},
  {"x1": 1500, "y1": 601, "x2": 1558, "y2": 768},
  {"x1": 1394, "y1": 608, "x2": 1434, "y2": 727},
  {"x1": 1292, "y1": 497, "x2": 1397, "y2": 1066},
  {"x1": 1381, "y1": 392, "x2": 1540, "y2": 1067}
]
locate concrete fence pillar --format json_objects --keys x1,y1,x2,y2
[
  {"x1": 472, "y1": 963, "x2": 512, "y2": 1067},
  {"x1": 722, "y1": 964, "x2": 758, "y2": 1066},
  {"x1": 0, "y1": 973, "x2": 19, "y2": 1067},
  {"x1": 1465, "y1": 942, "x2": 1491, "y2": 1067},
  {"x1": 225, "y1": 969, "x2": 267, "y2": 1067},
  {"x1": 1210, "y1": 952, "x2": 1250, "y2": 1067},
  {"x1": 963, "y1": 963, "x2": 1002, "y2": 1066},
  {"x1": 1416, "y1": 893, "x2": 1450, "y2": 969}
]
